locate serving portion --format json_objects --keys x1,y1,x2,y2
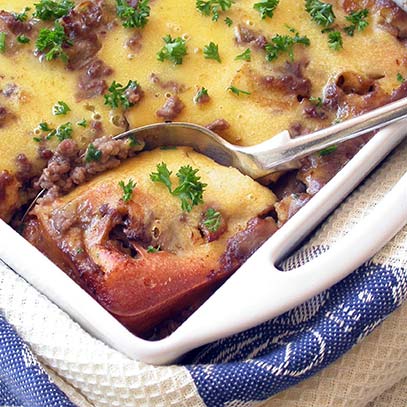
[{"x1": 1, "y1": 0, "x2": 407, "y2": 338}]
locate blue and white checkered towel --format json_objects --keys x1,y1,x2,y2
[{"x1": 0, "y1": 142, "x2": 406, "y2": 407}]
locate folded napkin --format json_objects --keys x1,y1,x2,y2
[{"x1": 0, "y1": 140, "x2": 406, "y2": 407}]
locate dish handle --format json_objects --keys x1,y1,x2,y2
[{"x1": 151, "y1": 172, "x2": 407, "y2": 364}]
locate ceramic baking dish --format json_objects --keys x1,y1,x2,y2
[{"x1": 1, "y1": 120, "x2": 406, "y2": 365}]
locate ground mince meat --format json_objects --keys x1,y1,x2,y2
[
  {"x1": 125, "y1": 82, "x2": 144, "y2": 105},
  {"x1": 149, "y1": 73, "x2": 186, "y2": 94},
  {"x1": 261, "y1": 61, "x2": 312, "y2": 100},
  {"x1": 194, "y1": 87, "x2": 210, "y2": 104},
  {"x1": 0, "y1": 170, "x2": 13, "y2": 201},
  {"x1": 126, "y1": 31, "x2": 143, "y2": 53},
  {"x1": 37, "y1": 136, "x2": 145, "y2": 198},
  {"x1": 15, "y1": 154, "x2": 33, "y2": 183},
  {"x1": 0, "y1": 10, "x2": 32, "y2": 35},
  {"x1": 206, "y1": 119, "x2": 230, "y2": 133},
  {"x1": 77, "y1": 59, "x2": 113, "y2": 100},
  {"x1": 234, "y1": 25, "x2": 267, "y2": 49},
  {"x1": 156, "y1": 96, "x2": 185, "y2": 121}
]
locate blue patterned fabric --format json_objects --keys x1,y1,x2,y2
[
  {"x1": 0, "y1": 313, "x2": 76, "y2": 407},
  {"x1": 185, "y1": 247, "x2": 407, "y2": 406},
  {"x1": 1, "y1": 246, "x2": 406, "y2": 407}
]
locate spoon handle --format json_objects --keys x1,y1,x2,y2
[{"x1": 242, "y1": 96, "x2": 407, "y2": 177}]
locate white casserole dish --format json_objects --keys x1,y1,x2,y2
[{"x1": 0, "y1": 120, "x2": 406, "y2": 365}]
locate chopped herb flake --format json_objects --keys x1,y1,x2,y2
[
  {"x1": 228, "y1": 85, "x2": 251, "y2": 95},
  {"x1": 224, "y1": 16, "x2": 233, "y2": 26},
  {"x1": 147, "y1": 245, "x2": 161, "y2": 253},
  {"x1": 0, "y1": 32, "x2": 6, "y2": 54},
  {"x1": 54, "y1": 122, "x2": 73, "y2": 141},
  {"x1": 397, "y1": 73, "x2": 405, "y2": 83},
  {"x1": 34, "y1": 0, "x2": 74, "y2": 21},
  {"x1": 14, "y1": 7, "x2": 31, "y2": 22},
  {"x1": 52, "y1": 100, "x2": 71, "y2": 116},
  {"x1": 235, "y1": 48, "x2": 251, "y2": 61},
  {"x1": 203, "y1": 208, "x2": 222, "y2": 232},
  {"x1": 119, "y1": 178, "x2": 137, "y2": 202},
  {"x1": 77, "y1": 119, "x2": 88, "y2": 127},
  {"x1": 17, "y1": 34, "x2": 30, "y2": 44},
  {"x1": 203, "y1": 41, "x2": 221, "y2": 62},
  {"x1": 157, "y1": 35, "x2": 187, "y2": 65},
  {"x1": 328, "y1": 30, "x2": 343, "y2": 50},
  {"x1": 116, "y1": 0, "x2": 150, "y2": 29},
  {"x1": 193, "y1": 87, "x2": 209, "y2": 103},
  {"x1": 309, "y1": 96, "x2": 323, "y2": 107},
  {"x1": 39, "y1": 122, "x2": 53, "y2": 132},
  {"x1": 85, "y1": 143, "x2": 102, "y2": 163},
  {"x1": 196, "y1": 0, "x2": 234, "y2": 22},
  {"x1": 128, "y1": 135, "x2": 141, "y2": 146},
  {"x1": 253, "y1": 0, "x2": 279, "y2": 20},
  {"x1": 319, "y1": 145, "x2": 337, "y2": 156}
]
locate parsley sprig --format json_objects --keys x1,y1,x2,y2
[
  {"x1": 150, "y1": 162, "x2": 207, "y2": 212},
  {"x1": 203, "y1": 208, "x2": 222, "y2": 232},
  {"x1": 52, "y1": 101, "x2": 71, "y2": 116},
  {"x1": 305, "y1": 0, "x2": 335, "y2": 28},
  {"x1": 104, "y1": 80, "x2": 140, "y2": 109},
  {"x1": 116, "y1": 0, "x2": 150, "y2": 29},
  {"x1": 344, "y1": 9, "x2": 369, "y2": 36},
  {"x1": 196, "y1": 0, "x2": 234, "y2": 22},
  {"x1": 119, "y1": 179, "x2": 137, "y2": 202},
  {"x1": 147, "y1": 245, "x2": 161, "y2": 253},
  {"x1": 203, "y1": 42, "x2": 221, "y2": 62},
  {"x1": 17, "y1": 35, "x2": 30, "y2": 44},
  {"x1": 253, "y1": 0, "x2": 279, "y2": 20},
  {"x1": 36, "y1": 21, "x2": 72, "y2": 63},
  {"x1": 157, "y1": 35, "x2": 187, "y2": 65},
  {"x1": 33, "y1": 0, "x2": 74, "y2": 21},
  {"x1": 265, "y1": 28, "x2": 310, "y2": 62}
]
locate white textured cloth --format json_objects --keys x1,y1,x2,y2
[{"x1": 1, "y1": 139, "x2": 406, "y2": 406}]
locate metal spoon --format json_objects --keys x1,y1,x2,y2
[{"x1": 22, "y1": 96, "x2": 407, "y2": 220}]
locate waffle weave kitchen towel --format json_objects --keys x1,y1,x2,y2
[{"x1": 0, "y1": 140, "x2": 406, "y2": 407}]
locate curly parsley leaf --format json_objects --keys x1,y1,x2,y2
[
  {"x1": 309, "y1": 96, "x2": 323, "y2": 107},
  {"x1": 235, "y1": 48, "x2": 251, "y2": 61},
  {"x1": 196, "y1": 0, "x2": 234, "y2": 22},
  {"x1": 305, "y1": 0, "x2": 335, "y2": 28},
  {"x1": 157, "y1": 35, "x2": 187, "y2": 65},
  {"x1": 172, "y1": 166, "x2": 207, "y2": 212},
  {"x1": 33, "y1": 0, "x2": 74, "y2": 21},
  {"x1": 328, "y1": 30, "x2": 343, "y2": 50},
  {"x1": 228, "y1": 85, "x2": 251, "y2": 96},
  {"x1": 203, "y1": 41, "x2": 221, "y2": 62},
  {"x1": 344, "y1": 9, "x2": 369, "y2": 36},
  {"x1": 265, "y1": 28, "x2": 310, "y2": 62},
  {"x1": 119, "y1": 178, "x2": 137, "y2": 202},
  {"x1": 150, "y1": 162, "x2": 173, "y2": 192},
  {"x1": 150, "y1": 163, "x2": 207, "y2": 212},
  {"x1": 54, "y1": 122, "x2": 73, "y2": 141},
  {"x1": 85, "y1": 143, "x2": 102, "y2": 163},
  {"x1": 52, "y1": 100, "x2": 71, "y2": 116},
  {"x1": 116, "y1": 0, "x2": 150, "y2": 29},
  {"x1": 77, "y1": 119, "x2": 88, "y2": 127},
  {"x1": 104, "y1": 80, "x2": 140, "y2": 109},
  {"x1": 203, "y1": 208, "x2": 222, "y2": 232},
  {"x1": 36, "y1": 21, "x2": 72, "y2": 63},
  {"x1": 253, "y1": 0, "x2": 279, "y2": 20}
]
